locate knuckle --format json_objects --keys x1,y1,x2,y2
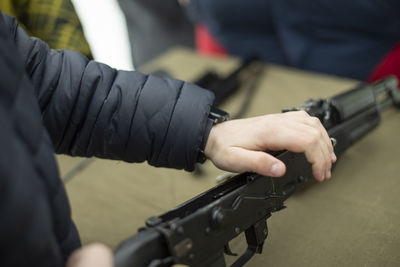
[
  {"x1": 299, "y1": 110, "x2": 309, "y2": 117},
  {"x1": 313, "y1": 128, "x2": 322, "y2": 138},
  {"x1": 306, "y1": 130, "x2": 320, "y2": 146},
  {"x1": 311, "y1": 116, "x2": 321, "y2": 127}
]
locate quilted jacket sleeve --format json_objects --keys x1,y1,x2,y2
[{"x1": 6, "y1": 14, "x2": 214, "y2": 171}]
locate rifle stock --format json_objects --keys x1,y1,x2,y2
[{"x1": 115, "y1": 76, "x2": 400, "y2": 267}]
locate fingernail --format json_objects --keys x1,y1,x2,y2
[
  {"x1": 331, "y1": 152, "x2": 337, "y2": 162},
  {"x1": 270, "y1": 163, "x2": 284, "y2": 177}
]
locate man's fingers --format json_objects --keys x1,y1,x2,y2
[
  {"x1": 286, "y1": 111, "x2": 336, "y2": 161},
  {"x1": 267, "y1": 120, "x2": 332, "y2": 181},
  {"x1": 222, "y1": 148, "x2": 286, "y2": 177},
  {"x1": 295, "y1": 126, "x2": 331, "y2": 181}
]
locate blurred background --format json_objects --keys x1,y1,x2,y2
[
  {"x1": 72, "y1": 0, "x2": 133, "y2": 70},
  {"x1": 6, "y1": 0, "x2": 396, "y2": 81},
  {"x1": 74, "y1": 0, "x2": 400, "y2": 82}
]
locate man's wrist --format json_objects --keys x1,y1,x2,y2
[{"x1": 197, "y1": 107, "x2": 229, "y2": 163}]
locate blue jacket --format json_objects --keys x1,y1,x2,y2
[
  {"x1": 0, "y1": 12, "x2": 213, "y2": 266},
  {"x1": 194, "y1": 0, "x2": 400, "y2": 80}
]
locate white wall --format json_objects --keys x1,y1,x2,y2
[{"x1": 72, "y1": 0, "x2": 134, "y2": 70}]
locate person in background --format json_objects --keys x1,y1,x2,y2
[
  {"x1": 0, "y1": 0, "x2": 92, "y2": 58},
  {"x1": 117, "y1": 0, "x2": 194, "y2": 67},
  {"x1": 0, "y1": 10, "x2": 335, "y2": 267},
  {"x1": 181, "y1": 0, "x2": 400, "y2": 82}
]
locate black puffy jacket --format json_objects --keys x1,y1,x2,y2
[{"x1": 0, "y1": 12, "x2": 214, "y2": 266}]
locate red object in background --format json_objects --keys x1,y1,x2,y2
[
  {"x1": 368, "y1": 43, "x2": 400, "y2": 83},
  {"x1": 195, "y1": 24, "x2": 228, "y2": 56}
]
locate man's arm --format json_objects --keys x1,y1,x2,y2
[{"x1": 3, "y1": 12, "x2": 214, "y2": 171}]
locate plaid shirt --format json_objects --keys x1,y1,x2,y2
[{"x1": 0, "y1": 0, "x2": 92, "y2": 58}]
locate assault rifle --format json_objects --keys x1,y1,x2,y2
[{"x1": 114, "y1": 76, "x2": 400, "y2": 267}]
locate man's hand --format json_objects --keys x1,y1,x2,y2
[
  {"x1": 204, "y1": 111, "x2": 336, "y2": 181},
  {"x1": 66, "y1": 243, "x2": 113, "y2": 267}
]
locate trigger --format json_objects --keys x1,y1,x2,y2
[{"x1": 224, "y1": 243, "x2": 238, "y2": 256}]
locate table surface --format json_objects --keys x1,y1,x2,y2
[{"x1": 58, "y1": 48, "x2": 400, "y2": 267}]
